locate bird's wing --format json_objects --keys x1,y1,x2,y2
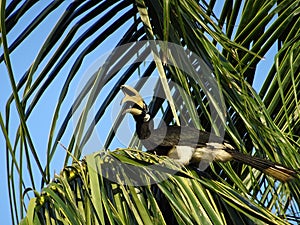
[
  {"x1": 144, "y1": 126, "x2": 298, "y2": 182},
  {"x1": 144, "y1": 126, "x2": 226, "y2": 150}
]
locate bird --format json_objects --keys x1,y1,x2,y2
[{"x1": 120, "y1": 85, "x2": 297, "y2": 182}]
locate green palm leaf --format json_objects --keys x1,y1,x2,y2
[{"x1": 20, "y1": 150, "x2": 293, "y2": 225}]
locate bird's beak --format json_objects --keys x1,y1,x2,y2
[
  {"x1": 122, "y1": 108, "x2": 143, "y2": 116},
  {"x1": 120, "y1": 85, "x2": 145, "y2": 110}
]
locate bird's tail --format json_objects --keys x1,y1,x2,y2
[{"x1": 229, "y1": 151, "x2": 297, "y2": 182}]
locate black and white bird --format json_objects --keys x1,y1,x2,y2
[{"x1": 120, "y1": 85, "x2": 297, "y2": 182}]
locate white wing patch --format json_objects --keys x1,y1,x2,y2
[
  {"x1": 193, "y1": 143, "x2": 233, "y2": 171},
  {"x1": 194, "y1": 143, "x2": 233, "y2": 162},
  {"x1": 167, "y1": 143, "x2": 233, "y2": 171}
]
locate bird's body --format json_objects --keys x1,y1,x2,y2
[
  {"x1": 120, "y1": 85, "x2": 297, "y2": 182},
  {"x1": 136, "y1": 122, "x2": 233, "y2": 165}
]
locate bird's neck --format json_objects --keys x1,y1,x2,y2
[{"x1": 135, "y1": 120, "x2": 153, "y2": 140}]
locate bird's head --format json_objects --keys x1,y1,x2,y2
[{"x1": 120, "y1": 85, "x2": 151, "y2": 123}]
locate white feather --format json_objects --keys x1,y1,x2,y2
[
  {"x1": 167, "y1": 143, "x2": 233, "y2": 169},
  {"x1": 167, "y1": 146, "x2": 195, "y2": 165}
]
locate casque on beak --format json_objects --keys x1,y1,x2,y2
[{"x1": 120, "y1": 85, "x2": 147, "y2": 116}]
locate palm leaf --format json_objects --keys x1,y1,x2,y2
[{"x1": 20, "y1": 150, "x2": 292, "y2": 225}]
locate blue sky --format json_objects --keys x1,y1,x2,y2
[
  {"x1": 0, "y1": 2, "x2": 137, "y2": 223},
  {"x1": 0, "y1": 1, "x2": 277, "y2": 224}
]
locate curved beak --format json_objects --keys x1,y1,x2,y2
[
  {"x1": 122, "y1": 108, "x2": 143, "y2": 116},
  {"x1": 120, "y1": 85, "x2": 145, "y2": 109}
]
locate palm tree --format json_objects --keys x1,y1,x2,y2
[{"x1": 1, "y1": 0, "x2": 299, "y2": 224}]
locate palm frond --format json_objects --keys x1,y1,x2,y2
[{"x1": 20, "y1": 150, "x2": 292, "y2": 225}]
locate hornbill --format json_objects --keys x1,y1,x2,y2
[{"x1": 120, "y1": 85, "x2": 297, "y2": 182}]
